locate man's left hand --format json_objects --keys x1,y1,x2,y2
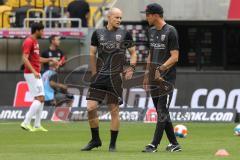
[{"x1": 124, "y1": 67, "x2": 134, "y2": 80}]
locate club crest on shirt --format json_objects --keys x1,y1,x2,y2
[
  {"x1": 100, "y1": 34, "x2": 104, "y2": 41},
  {"x1": 150, "y1": 34, "x2": 154, "y2": 41},
  {"x1": 161, "y1": 35, "x2": 166, "y2": 42},
  {"x1": 116, "y1": 34, "x2": 122, "y2": 41}
]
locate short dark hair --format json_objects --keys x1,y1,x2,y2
[
  {"x1": 31, "y1": 22, "x2": 44, "y2": 34},
  {"x1": 49, "y1": 35, "x2": 60, "y2": 43}
]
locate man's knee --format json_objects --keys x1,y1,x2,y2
[
  {"x1": 157, "y1": 111, "x2": 170, "y2": 122},
  {"x1": 87, "y1": 100, "x2": 98, "y2": 112},
  {"x1": 109, "y1": 104, "x2": 119, "y2": 118},
  {"x1": 87, "y1": 100, "x2": 98, "y2": 120}
]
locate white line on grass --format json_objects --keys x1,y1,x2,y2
[{"x1": 0, "y1": 122, "x2": 20, "y2": 125}]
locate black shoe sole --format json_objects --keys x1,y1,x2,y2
[
  {"x1": 21, "y1": 126, "x2": 30, "y2": 131},
  {"x1": 142, "y1": 150, "x2": 157, "y2": 153},
  {"x1": 142, "y1": 149, "x2": 157, "y2": 153},
  {"x1": 170, "y1": 148, "x2": 182, "y2": 152},
  {"x1": 81, "y1": 142, "x2": 102, "y2": 151}
]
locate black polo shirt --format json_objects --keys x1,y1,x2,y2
[
  {"x1": 147, "y1": 24, "x2": 179, "y2": 81},
  {"x1": 41, "y1": 48, "x2": 64, "y2": 71},
  {"x1": 91, "y1": 27, "x2": 135, "y2": 75}
]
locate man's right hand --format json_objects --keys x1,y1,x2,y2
[
  {"x1": 91, "y1": 72, "x2": 96, "y2": 77},
  {"x1": 143, "y1": 75, "x2": 149, "y2": 91},
  {"x1": 50, "y1": 58, "x2": 58, "y2": 64},
  {"x1": 33, "y1": 71, "x2": 40, "y2": 79}
]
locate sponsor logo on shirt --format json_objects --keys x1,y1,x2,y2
[
  {"x1": 150, "y1": 42, "x2": 166, "y2": 49},
  {"x1": 34, "y1": 43, "x2": 40, "y2": 55},
  {"x1": 161, "y1": 35, "x2": 166, "y2": 42},
  {"x1": 100, "y1": 41, "x2": 120, "y2": 52}
]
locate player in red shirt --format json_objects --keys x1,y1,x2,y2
[{"x1": 21, "y1": 22, "x2": 57, "y2": 132}]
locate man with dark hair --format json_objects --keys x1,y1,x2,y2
[
  {"x1": 41, "y1": 35, "x2": 66, "y2": 72},
  {"x1": 21, "y1": 22, "x2": 57, "y2": 132},
  {"x1": 30, "y1": 22, "x2": 44, "y2": 34},
  {"x1": 81, "y1": 8, "x2": 137, "y2": 152},
  {"x1": 67, "y1": 0, "x2": 90, "y2": 27},
  {"x1": 141, "y1": 3, "x2": 181, "y2": 152}
]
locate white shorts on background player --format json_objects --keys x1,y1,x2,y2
[{"x1": 24, "y1": 73, "x2": 45, "y2": 97}]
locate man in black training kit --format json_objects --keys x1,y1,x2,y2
[
  {"x1": 141, "y1": 3, "x2": 181, "y2": 153},
  {"x1": 41, "y1": 35, "x2": 66, "y2": 72},
  {"x1": 81, "y1": 7, "x2": 137, "y2": 152}
]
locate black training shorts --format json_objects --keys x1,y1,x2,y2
[{"x1": 86, "y1": 73, "x2": 123, "y2": 105}]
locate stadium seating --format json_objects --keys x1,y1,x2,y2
[
  {"x1": 1, "y1": 0, "x2": 113, "y2": 28},
  {"x1": 0, "y1": 5, "x2": 12, "y2": 28},
  {"x1": 5, "y1": 0, "x2": 112, "y2": 8}
]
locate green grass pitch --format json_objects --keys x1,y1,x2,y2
[{"x1": 0, "y1": 122, "x2": 239, "y2": 160}]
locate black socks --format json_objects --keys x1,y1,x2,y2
[
  {"x1": 90, "y1": 128, "x2": 119, "y2": 147},
  {"x1": 110, "y1": 130, "x2": 119, "y2": 147},
  {"x1": 91, "y1": 127, "x2": 100, "y2": 141}
]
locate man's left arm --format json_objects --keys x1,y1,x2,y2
[
  {"x1": 128, "y1": 46, "x2": 137, "y2": 68},
  {"x1": 59, "y1": 50, "x2": 66, "y2": 66},
  {"x1": 125, "y1": 32, "x2": 137, "y2": 80}
]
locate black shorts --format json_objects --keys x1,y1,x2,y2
[{"x1": 86, "y1": 73, "x2": 123, "y2": 105}]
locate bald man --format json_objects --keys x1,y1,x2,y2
[{"x1": 81, "y1": 8, "x2": 137, "y2": 152}]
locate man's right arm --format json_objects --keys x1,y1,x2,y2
[
  {"x1": 22, "y1": 54, "x2": 39, "y2": 78},
  {"x1": 90, "y1": 30, "x2": 98, "y2": 76},
  {"x1": 49, "y1": 74, "x2": 68, "y2": 93},
  {"x1": 50, "y1": 81, "x2": 68, "y2": 93},
  {"x1": 143, "y1": 53, "x2": 151, "y2": 91},
  {"x1": 90, "y1": 46, "x2": 97, "y2": 76},
  {"x1": 22, "y1": 39, "x2": 39, "y2": 78},
  {"x1": 144, "y1": 53, "x2": 151, "y2": 77},
  {"x1": 143, "y1": 29, "x2": 151, "y2": 90}
]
